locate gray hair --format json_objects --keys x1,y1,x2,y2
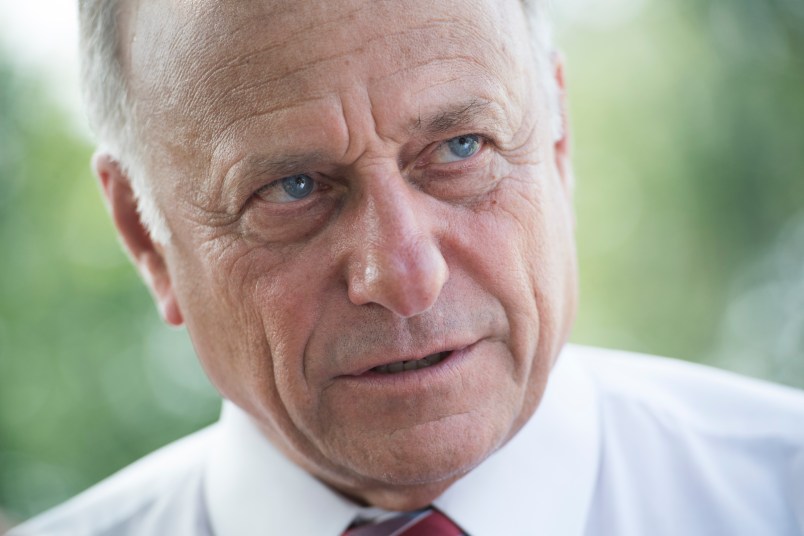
[
  {"x1": 78, "y1": 0, "x2": 557, "y2": 244},
  {"x1": 521, "y1": 0, "x2": 563, "y2": 140},
  {"x1": 79, "y1": 0, "x2": 170, "y2": 242}
]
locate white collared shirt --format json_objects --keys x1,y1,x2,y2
[{"x1": 11, "y1": 345, "x2": 804, "y2": 535}]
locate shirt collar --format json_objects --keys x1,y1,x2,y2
[
  {"x1": 204, "y1": 403, "x2": 360, "y2": 536},
  {"x1": 434, "y1": 345, "x2": 601, "y2": 535},
  {"x1": 204, "y1": 344, "x2": 601, "y2": 536}
]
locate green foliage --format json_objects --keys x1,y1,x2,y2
[
  {"x1": 1, "y1": 0, "x2": 803, "y2": 524},
  {"x1": 0, "y1": 57, "x2": 219, "y2": 523},
  {"x1": 566, "y1": 0, "x2": 804, "y2": 381}
]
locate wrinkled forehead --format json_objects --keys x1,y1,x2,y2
[{"x1": 120, "y1": 0, "x2": 533, "y2": 154}]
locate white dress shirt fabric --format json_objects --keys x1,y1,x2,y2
[{"x1": 11, "y1": 345, "x2": 804, "y2": 535}]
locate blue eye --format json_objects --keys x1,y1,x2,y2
[
  {"x1": 256, "y1": 174, "x2": 318, "y2": 203},
  {"x1": 281, "y1": 174, "x2": 315, "y2": 199},
  {"x1": 431, "y1": 134, "x2": 483, "y2": 164},
  {"x1": 447, "y1": 135, "x2": 480, "y2": 158}
]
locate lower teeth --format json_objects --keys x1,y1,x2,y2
[{"x1": 372, "y1": 351, "x2": 448, "y2": 374}]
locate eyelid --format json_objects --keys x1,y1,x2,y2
[
  {"x1": 254, "y1": 173, "x2": 321, "y2": 204},
  {"x1": 425, "y1": 134, "x2": 486, "y2": 166}
]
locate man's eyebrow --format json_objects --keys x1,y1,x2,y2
[
  {"x1": 412, "y1": 99, "x2": 498, "y2": 137},
  {"x1": 221, "y1": 152, "x2": 328, "y2": 195},
  {"x1": 224, "y1": 100, "x2": 500, "y2": 188},
  {"x1": 233, "y1": 152, "x2": 327, "y2": 182}
]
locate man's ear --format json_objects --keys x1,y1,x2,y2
[
  {"x1": 94, "y1": 153, "x2": 184, "y2": 327},
  {"x1": 551, "y1": 51, "x2": 574, "y2": 196}
]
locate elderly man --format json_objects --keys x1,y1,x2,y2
[{"x1": 12, "y1": 0, "x2": 804, "y2": 534}]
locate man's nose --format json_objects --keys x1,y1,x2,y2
[{"x1": 345, "y1": 170, "x2": 449, "y2": 318}]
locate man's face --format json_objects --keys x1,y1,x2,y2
[{"x1": 121, "y1": 0, "x2": 576, "y2": 508}]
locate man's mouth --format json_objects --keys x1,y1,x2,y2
[{"x1": 370, "y1": 351, "x2": 451, "y2": 374}]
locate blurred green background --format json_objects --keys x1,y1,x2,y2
[{"x1": 1, "y1": 0, "x2": 803, "y2": 526}]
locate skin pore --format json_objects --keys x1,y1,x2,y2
[{"x1": 98, "y1": 0, "x2": 577, "y2": 510}]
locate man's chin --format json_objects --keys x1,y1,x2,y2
[
  {"x1": 317, "y1": 413, "x2": 508, "y2": 507},
  {"x1": 328, "y1": 455, "x2": 482, "y2": 511}
]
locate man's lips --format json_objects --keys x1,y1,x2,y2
[
  {"x1": 370, "y1": 350, "x2": 451, "y2": 374},
  {"x1": 343, "y1": 343, "x2": 474, "y2": 377}
]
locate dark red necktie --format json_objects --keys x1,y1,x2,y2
[{"x1": 343, "y1": 508, "x2": 466, "y2": 535}]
